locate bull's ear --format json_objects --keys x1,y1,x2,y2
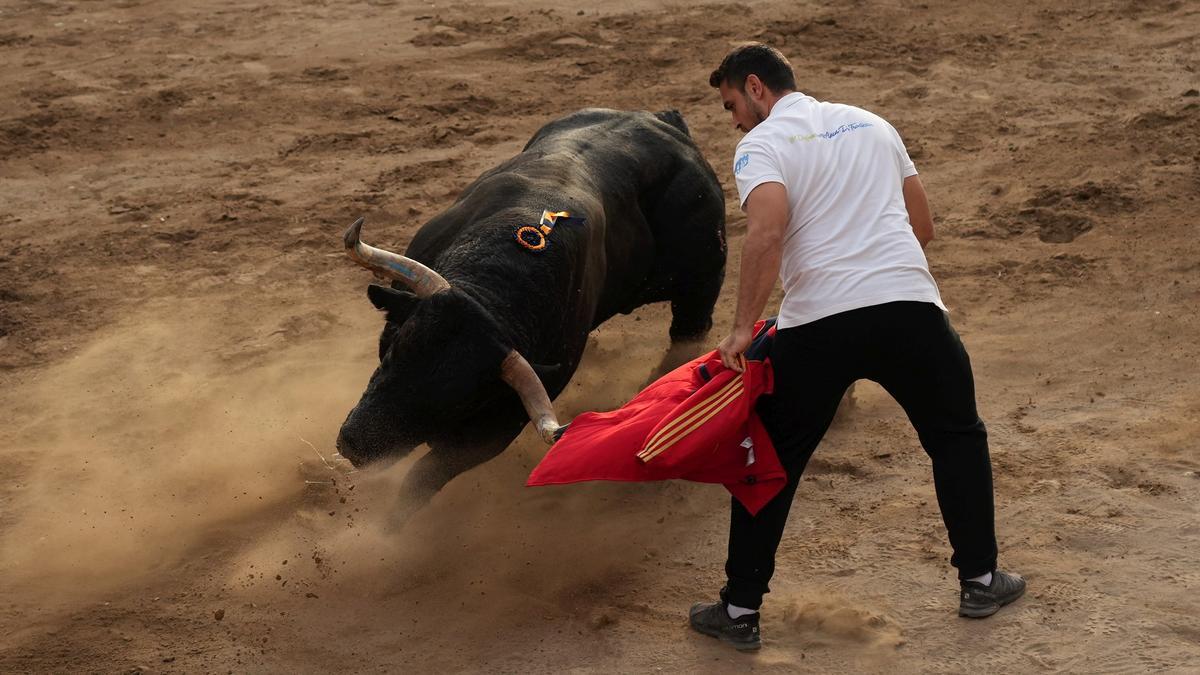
[
  {"x1": 367, "y1": 284, "x2": 419, "y2": 323},
  {"x1": 530, "y1": 362, "x2": 563, "y2": 383}
]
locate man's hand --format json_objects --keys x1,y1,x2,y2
[{"x1": 718, "y1": 325, "x2": 754, "y2": 373}]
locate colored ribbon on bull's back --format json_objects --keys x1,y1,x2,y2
[{"x1": 515, "y1": 209, "x2": 586, "y2": 252}]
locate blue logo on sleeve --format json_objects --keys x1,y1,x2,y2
[{"x1": 734, "y1": 153, "x2": 750, "y2": 176}]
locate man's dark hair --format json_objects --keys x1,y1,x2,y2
[{"x1": 709, "y1": 43, "x2": 797, "y2": 92}]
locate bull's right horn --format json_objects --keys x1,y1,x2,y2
[
  {"x1": 343, "y1": 217, "x2": 450, "y2": 298},
  {"x1": 499, "y1": 350, "x2": 561, "y2": 445}
]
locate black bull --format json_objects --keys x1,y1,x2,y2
[{"x1": 336, "y1": 108, "x2": 726, "y2": 507}]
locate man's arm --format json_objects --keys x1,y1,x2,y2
[
  {"x1": 718, "y1": 182, "x2": 789, "y2": 373},
  {"x1": 903, "y1": 174, "x2": 934, "y2": 248}
]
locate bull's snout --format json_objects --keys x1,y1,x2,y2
[
  {"x1": 335, "y1": 413, "x2": 420, "y2": 467},
  {"x1": 334, "y1": 426, "x2": 369, "y2": 467}
]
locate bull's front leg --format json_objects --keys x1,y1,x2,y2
[{"x1": 389, "y1": 418, "x2": 525, "y2": 526}]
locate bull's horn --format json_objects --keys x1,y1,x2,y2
[
  {"x1": 343, "y1": 217, "x2": 450, "y2": 298},
  {"x1": 500, "y1": 350, "x2": 561, "y2": 445}
]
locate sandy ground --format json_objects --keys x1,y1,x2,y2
[{"x1": 2, "y1": 0, "x2": 1199, "y2": 672}]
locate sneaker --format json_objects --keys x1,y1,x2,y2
[
  {"x1": 688, "y1": 598, "x2": 761, "y2": 651},
  {"x1": 959, "y1": 569, "x2": 1026, "y2": 618}
]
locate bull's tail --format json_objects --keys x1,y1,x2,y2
[{"x1": 654, "y1": 109, "x2": 690, "y2": 137}]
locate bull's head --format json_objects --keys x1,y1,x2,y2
[{"x1": 335, "y1": 218, "x2": 560, "y2": 466}]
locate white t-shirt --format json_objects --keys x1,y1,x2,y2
[{"x1": 733, "y1": 92, "x2": 945, "y2": 329}]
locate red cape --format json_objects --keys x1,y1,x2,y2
[{"x1": 527, "y1": 320, "x2": 785, "y2": 515}]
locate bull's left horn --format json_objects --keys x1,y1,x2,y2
[
  {"x1": 500, "y1": 350, "x2": 561, "y2": 445},
  {"x1": 343, "y1": 217, "x2": 450, "y2": 298}
]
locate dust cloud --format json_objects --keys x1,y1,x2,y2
[
  {"x1": 0, "y1": 299, "x2": 370, "y2": 607},
  {"x1": 0, "y1": 295, "x2": 716, "y2": 647}
]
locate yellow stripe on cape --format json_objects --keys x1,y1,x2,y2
[{"x1": 639, "y1": 376, "x2": 745, "y2": 462}]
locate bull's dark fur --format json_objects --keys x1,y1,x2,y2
[{"x1": 337, "y1": 108, "x2": 726, "y2": 509}]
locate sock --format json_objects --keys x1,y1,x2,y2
[
  {"x1": 967, "y1": 571, "x2": 993, "y2": 586},
  {"x1": 726, "y1": 603, "x2": 757, "y2": 619}
]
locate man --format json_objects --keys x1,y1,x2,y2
[{"x1": 688, "y1": 43, "x2": 1024, "y2": 652}]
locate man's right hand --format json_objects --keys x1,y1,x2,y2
[{"x1": 718, "y1": 327, "x2": 754, "y2": 373}]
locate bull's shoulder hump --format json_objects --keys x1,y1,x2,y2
[
  {"x1": 523, "y1": 108, "x2": 622, "y2": 150},
  {"x1": 523, "y1": 108, "x2": 686, "y2": 150},
  {"x1": 652, "y1": 109, "x2": 689, "y2": 136}
]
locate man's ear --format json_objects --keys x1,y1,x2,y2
[
  {"x1": 366, "y1": 284, "x2": 419, "y2": 323},
  {"x1": 745, "y1": 74, "x2": 763, "y2": 99}
]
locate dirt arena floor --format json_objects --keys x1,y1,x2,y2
[{"x1": 2, "y1": 0, "x2": 1198, "y2": 672}]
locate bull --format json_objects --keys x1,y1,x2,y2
[{"x1": 336, "y1": 108, "x2": 726, "y2": 511}]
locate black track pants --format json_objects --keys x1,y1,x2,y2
[{"x1": 723, "y1": 301, "x2": 998, "y2": 610}]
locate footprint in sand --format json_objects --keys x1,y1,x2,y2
[{"x1": 1019, "y1": 207, "x2": 1094, "y2": 243}]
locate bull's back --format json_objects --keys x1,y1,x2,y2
[
  {"x1": 522, "y1": 108, "x2": 705, "y2": 186},
  {"x1": 411, "y1": 109, "x2": 710, "y2": 279},
  {"x1": 518, "y1": 108, "x2": 720, "y2": 301},
  {"x1": 402, "y1": 108, "x2": 720, "y2": 367}
]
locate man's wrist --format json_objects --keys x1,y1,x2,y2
[{"x1": 732, "y1": 320, "x2": 756, "y2": 337}]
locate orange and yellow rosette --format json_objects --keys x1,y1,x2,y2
[{"x1": 515, "y1": 210, "x2": 584, "y2": 252}]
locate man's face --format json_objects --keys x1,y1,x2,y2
[{"x1": 719, "y1": 79, "x2": 768, "y2": 134}]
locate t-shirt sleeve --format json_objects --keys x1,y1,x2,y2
[
  {"x1": 733, "y1": 138, "x2": 784, "y2": 210},
  {"x1": 886, "y1": 122, "x2": 918, "y2": 178}
]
